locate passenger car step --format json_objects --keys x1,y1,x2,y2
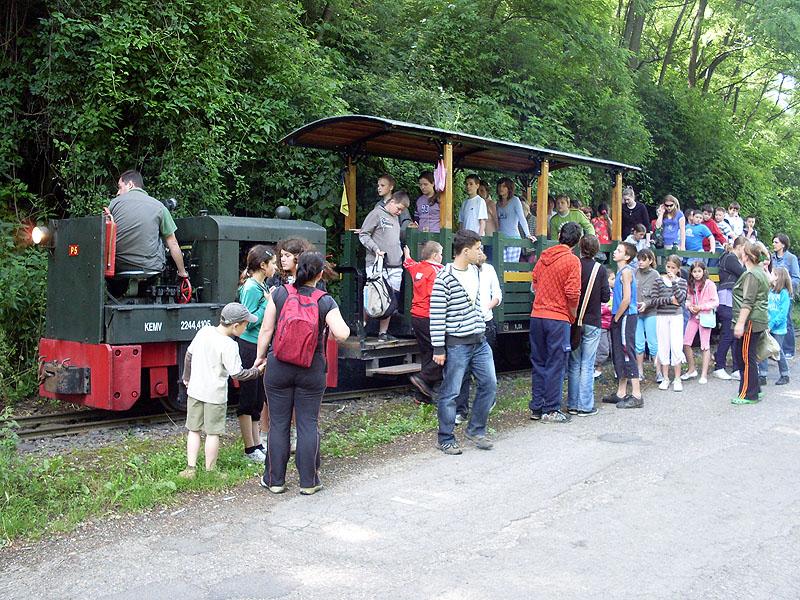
[{"x1": 366, "y1": 363, "x2": 421, "y2": 376}]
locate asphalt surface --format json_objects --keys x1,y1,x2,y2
[{"x1": 2, "y1": 372, "x2": 800, "y2": 599}]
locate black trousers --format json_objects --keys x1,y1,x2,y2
[
  {"x1": 411, "y1": 316, "x2": 443, "y2": 386},
  {"x1": 262, "y1": 352, "x2": 326, "y2": 488},
  {"x1": 734, "y1": 324, "x2": 762, "y2": 401},
  {"x1": 236, "y1": 338, "x2": 265, "y2": 419}
]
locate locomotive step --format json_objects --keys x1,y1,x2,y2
[{"x1": 365, "y1": 362, "x2": 421, "y2": 377}]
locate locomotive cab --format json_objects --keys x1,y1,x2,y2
[{"x1": 37, "y1": 214, "x2": 325, "y2": 410}]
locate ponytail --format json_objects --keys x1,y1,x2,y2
[{"x1": 295, "y1": 252, "x2": 325, "y2": 287}]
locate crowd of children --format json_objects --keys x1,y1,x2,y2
[{"x1": 176, "y1": 174, "x2": 794, "y2": 479}]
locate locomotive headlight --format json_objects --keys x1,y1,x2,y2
[{"x1": 31, "y1": 225, "x2": 51, "y2": 245}]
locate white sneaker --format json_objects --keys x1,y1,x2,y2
[
  {"x1": 593, "y1": 369, "x2": 602, "y2": 379},
  {"x1": 246, "y1": 448, "x2": 266, "y2": 463},
  {"x1": 673, "y1": 379, "x2": 683, "y2": 392},
  {"x1": 658, "y1": 379, "x2": 670, "y2": 390},
  {"x1": 681, "y1": 370, "x2": 698, "y2": 380},
  {"x1": 698, "y1": 376, "x2": 708, "y2": 384},
  {"x1": 713, "y1": 369, "x2": 732, "y2": 380},
  {"x1": 731, "y1": 370, "x2": 741, "y2": 380},
  {"x1": 655, "y1": 372, "x2": 664, "y2": 383}
]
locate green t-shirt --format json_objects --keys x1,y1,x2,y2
[
  {"x1": 237, "y1": 278, "x2": 268, "y2": 344},
  {"x1": 549, "y1": 209, "x2": 595, "y2": 239},
  {"x1": 732, "y1": 267, "x2": 769, "y2": 332}
]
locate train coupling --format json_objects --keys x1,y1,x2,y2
[{"x1": 38, "y1": 358, "x2": 91, "y2": 395}]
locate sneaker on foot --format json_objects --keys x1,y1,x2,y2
[
  {"x1": 785, "y1": 354, "x2": 794, "y2": 359},
  {"x1": 601, "y1": 393, "x2": 625, "y2": 404},
  {"x1": 576, "y1": 408, "x2": 599, "y2": 417},
  {"x1": 673, "y1": 379, "x2": 683, "y2": 392},
  {"x1": 541, "y1": 410, "x2": 571, "y2": 423},
  {"x1": 455, "y1": 413, "x2": 468, "y2": 425},
  {"x1": 681, "y1": 370, "x2": 698, "y2": 380},
  {"x1": 409, "y1": 374, "x2": 434, "y2": 398},
  {"x1": 377, "y1": 332, "x2": 397, "y2": 342},
  {"x1": 713, "y1": 369, "x2": 732, "y2": 380},
  {"x1": 299, "y1": 484, "x2": 324, "y2": 495},
  {"x1": 529, "y1": 409, "x2": 542, "y2": 421},
  {"x1": 464, "y1": 432, "x2": 493, "y2": 450},
  {"x1": 178, "y1": 467, "x2": 196, "y2": 480},
  {"x1": 593, "y1": 369, "x2": 603, "y2": 379},
  {"x1": 698, "y1": 376, "x2": 708, "y2": 384},
  {"x1": 776, "y1": 375, "x2": 790, "y2": 385},
  {"x1": 616, "y1": 394, "x2": 643, "y2": 409},
  {"x1": 655, "y1": 372, "x2": 664, "y2": 384},
  {"x1": 730, "y1": 370, "x2": 741, "y2": 380},
  {"x1": 259, "y1": 477, "x2": 286, "y2": 494},
  {"x1": 246, "y1": 448, "x2": 266, "y2": 463},
  {"x1": 658, "y1": 378, "x2": 670, "y2": 390},
  {"x1": 437, "y1": 441, "x2": 462, "y2": 455},
  {"x1": 567, "y1": 408, "x2": 579, "y2": 415}
]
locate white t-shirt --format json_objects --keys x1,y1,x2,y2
[
  {"x1": 451, "y1": 264, "x2": 480, "y2": 307},
  {"x1": 459, "y1": 195, "x2": 488, "y2": 234},
  {"x1": 726, "y1": 213, "x2": 744, "y2": 237},
  {"x1": 187, "y1": 326, "x2": 244, "y2": 404},
  {"x1": 478, "y1": 263, "x2": 502, "y2": 322}
]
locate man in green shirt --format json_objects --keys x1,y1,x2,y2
[
  {"x1": 548, "y1": 195, "x2": 595, "y2": 239},
  {"x1": 108, "y1": 169, "x2": 189, "y2": 278}
]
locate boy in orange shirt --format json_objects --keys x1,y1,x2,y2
[{"x1": 403, "y1": 241, "x2": 444, "y2": 401}]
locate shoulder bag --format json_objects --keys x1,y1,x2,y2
[
  {"x1": 697, "y1": 281, "x2": 717, "y2": 328},
  {"x1": 570, "y1": 262, "x2": 601, "y2": 349}
]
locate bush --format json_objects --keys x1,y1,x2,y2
[{"x1": 0, "y1": 224, "x2": 48, "y2": 405}]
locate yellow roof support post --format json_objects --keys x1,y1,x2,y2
[
  {"x1": 344, "y1": 156, "x2": 357, "y2": 230},
  {"x1": 611, "y1": 171, "x2": 623, "y2": 241},
  {"x1": 441, "y1": 142, "x2": 454, "y2": 230},
  {"x1": 535, "y1": 159, "x2": 550, "y2": 238}
]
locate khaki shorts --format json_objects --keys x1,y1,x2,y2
[{"x1": 185, "y1": 397, "x2": 227, "y2": 435}]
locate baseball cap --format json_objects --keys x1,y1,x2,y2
[{"x1": 220, "y1": 302, "x2": 258, "y2": 325}]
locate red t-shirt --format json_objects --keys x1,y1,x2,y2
[
  {"x1": 403, "y1": 258, "x2": 443, "y2": 318},
  {"x1": 702, "y1": 218, "x2": 726, "y2": 249}
]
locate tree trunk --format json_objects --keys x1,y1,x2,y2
[
  {"x1": 687, "y1": 0, "x2": 708, "y2": 88},
  {"x1": 658, "y1": 0, "x2": 693, "y2": 86}
]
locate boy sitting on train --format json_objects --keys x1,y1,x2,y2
[
  {"x1": 359, "y1": 190, "x2": 411, "y2": 342},
  {"x1": 403, "y1": 240, "x2": 444, "y2": 401},
  {"x1": 178, "y1": 303, "x2": 265, "y2": 479},
  {"x1": 107, "y1": 169, "x2": 189, "y2": 295}
]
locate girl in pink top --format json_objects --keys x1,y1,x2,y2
[{"x1": 682, "y1": 261, "x2": 719, "y2": 384}]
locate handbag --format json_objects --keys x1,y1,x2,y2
[
  {"x1": 756, "y1": 330, "x2": 781, "y2": 362},
  {"x1": 695, "y1": 283, "x2": 717, "y2": 328},
  {"x1": 363, "y1": 255, "x2": 397, "y2": 319},
  {"x1": 570, "y1": 262, "x2": 601, "y2": 349}
]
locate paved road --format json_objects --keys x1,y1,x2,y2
[{"x1": 3, "y1": 375, "x2": 800, "y2": 599}]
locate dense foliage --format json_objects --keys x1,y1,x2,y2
[{"x1": 1, "y1": 0, "x2": 798, "y2": 401}]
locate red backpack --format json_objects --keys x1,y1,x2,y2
[{"x1": 273, "y1": 284, "x2": 327, "y2": 367}]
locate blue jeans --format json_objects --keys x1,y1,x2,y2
[
  {"x1": 437, "y1": 340, "x2": 497, "y2": 445},
  {"x1": 567, "y1": 325, "x2": 602, "y2": 411},
  {"x1": 759, "y1": 332, "x2": 789, "y2": 378},
  {"x1": 529, "y1": 317, "x2": 571, "y2": 414},
  {"x1": 634, "y1": 314, "x2": 658, "y2": 357},
  {"x1": 783, "y1": 304, "x2": 795, "y2": 356}
]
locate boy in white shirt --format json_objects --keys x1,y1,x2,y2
[
  {"x1": 455, "y1": 249, "x2": 502, "y2": 422},
  {"x1": 458, "y1": 174, "x2": 488, "y2": 235},
  {"x1": 179, "y1": 303, "x2": 265, "y2": 479}
]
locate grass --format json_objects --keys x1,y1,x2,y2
[{"x1": 0, "y1": 373, "x2": 533, "y2": 548}]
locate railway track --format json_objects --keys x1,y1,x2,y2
[
  {"x1": 11, "y1": 385, "x2": 413, "y2": 440},
  {"x1": 11, "y1": 369, "x2": 530, "y2": 440}
]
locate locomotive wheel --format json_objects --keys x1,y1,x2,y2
[{"x1": 160, "y1": 368, "x2": 188, "y2": 413}]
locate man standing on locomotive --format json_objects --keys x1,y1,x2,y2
[{"x1": 108, "y1": 169, "x2": 189, "y2": 279}]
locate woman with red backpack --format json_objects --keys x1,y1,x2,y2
[{"x1": 255, "y1": 252, "x2": 350, "y2": 495}]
